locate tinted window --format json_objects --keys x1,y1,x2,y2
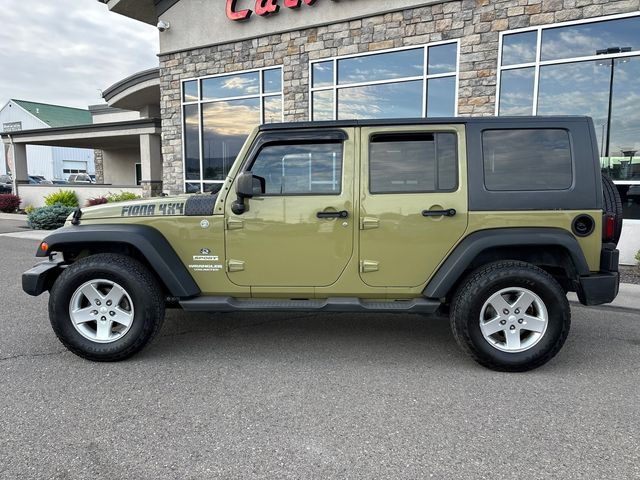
[
  {"x1": 250, "y1": 143, "x2": 343, "y2": 195},
  {"x1": 428, "y1": 43, "x2": 458, "y2": 75},
  {"x1": 499, "y1": 67, "x2": 535, "y2": 115},
  {"x1": 338, "y1": 81, "x2": 423, "y2": 119},
  {"x1": 202, "y1": 71, "x2": 260, "y2": 100},
  {"x1": 483, "y1": 129, "x2": 573, "y2": 191},
  {"x1": 369, "y1": 133, "x2": 457, "y2": 193}
]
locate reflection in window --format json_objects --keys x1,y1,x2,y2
[
  {"x1": 263, "y1": 69, "x2": 282, "y2": 94},
  {"x1": 483, "y1": 129, "x2": 573, "y2": 191},
  {"x1": 202, "y1": 71, "x2": 260, "y2": 100},
  {"x1": 183, "y1": 81, "x2": 198, "y2": 102},
  {"x1": 312, "y1": 43, "x2": 459, "y2": 121},
  {"x1": 312, "y1": 90, "x2": 333, "y2": 121},
  {"x1": 427, "y1": 77, "x2": 456, "y2": 117},
  {"x1": 537, "y1": 61, "x2": 610, "y2": 150},
  {"x1": 182, "y1": 67, "x2": 283, "y2": 193},
  {"x1": 338, "y1": 81, "x2": 423, "y2": 119},
  {"x1": 202, "y1": 99, "x2": 260, "y2": 181},
  {"x1": 250, "y1": 143, "x2": 343, "y2": 195},
  {"x1": 369, "y1": 133, "x2": 457, "y2": 193},
  {"x1": 501, "y1": 31, "x2": 537, "y2": 66},
  {"x1": 499, "y1": 68, "x2": 535, "y2": 115},
  {"x1": 541, "y1": 16, "x2": 640, "y2": 62},
  {"x1": 338, "y1": 48, "x2": 424, "y2": 84},
  {"x1": 428, "y1": 43, "x2": 458, "y2": 74},
  {"x1": 313, "y1": 61, "x2": 334, "y2": 88},
  {"x1": 608, "y1": 56, "x2": 640, "y2": 181},
  {"x1": 183, "y1": 105, "x2": 200, "y2": 180}
]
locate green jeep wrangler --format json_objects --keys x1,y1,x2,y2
[{"x1": 23, "y1": 117, "x2": 622, "y2": 371}]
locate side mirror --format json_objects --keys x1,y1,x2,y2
[{"x1": 232, "y1": 173, "x2": 265, "y2": 215}]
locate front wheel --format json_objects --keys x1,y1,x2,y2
[
  {"x1": 450, "y1": 261, "x2": 570, "y2": 372},
  {"x1": 49, "y1": 253, "x2": 165, "y2": 361}
]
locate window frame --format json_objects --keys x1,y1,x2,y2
[
  {"x1": 244, "y1": 139, "x2": 346, "y2": 197},
  {"x1": 496, "y1": 11, "x2": 640, "y2": 117},
  {"x1": 367, "y1": 131, "x2": 459, "y2": 195},
  {"x1": 309, "y1": 40, "x2": 460, "y2": 121},
  {"x1": 181, "y1": 66, "x2": 284, "y2": 194}
]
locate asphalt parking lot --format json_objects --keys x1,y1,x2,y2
[{"x1": 1, "y1": 235, "x2": 639, "y2": 479}]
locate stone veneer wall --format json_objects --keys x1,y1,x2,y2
[
  {"x1": 93, "y1": 149, "x2": 104, "y2": 184},
  {"x1": 159, "y1": 0, "x2": 639, "y2": 194}
]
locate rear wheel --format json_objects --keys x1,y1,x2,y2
[
  {"x1": 602, "y1": 174, "x2": 623, "y2": 244},
  {"x1": 450, "y1": 261, "x2": 570, "y2": 372},
  {"x1": 49, "y1": 253, "x2": 165, "y2": 361}
]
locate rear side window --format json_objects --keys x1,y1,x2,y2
[
  {"x1": 249, "y1": 142, "x2": 343, "y2": 195},
  {"x1": 482, "y1": 129, "x2": 573, "y2": 191},
  {"x1": 369, "y1": 132, "x2": 458, "y2": 194}
]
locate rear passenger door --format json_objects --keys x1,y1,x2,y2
[{"x1": 359, "y1": 125, "x2": 468, "y2": 288}]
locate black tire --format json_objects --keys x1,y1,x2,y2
[
  {"x1": 450, "y1": 261, "x2": 570, "y2": 372},
  {"x1": 49, "y1": 253, "x2": 165, "y2": 361},
  {"x1": 602, "y1": 174, "x2": 623, "y2": 244}
]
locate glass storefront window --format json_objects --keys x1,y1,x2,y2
[
  {"x1": 498, "y1": 67, "x2": 535, "y2": 115},
  {"x1": 541, "y1": 16, "x2": 640, "y2": 62},
  {"x1": 497, "y1": 14, "x2": 640, "y2": 218},
  {"x1": 338, "y1": 81, "x2": 423, "y2": 120},
  {"x1": 182, "y1": 67, "x2": 283, "y2": 193},
  {"x1": 311, "y1": 42, "x2": 459, "y2": 121},
  {"x1": 338, "y1": 48, "x2": 424, "y2": 84},
  {"x1": 502, "y1": 31, "x2": 537, "y2": 66}
]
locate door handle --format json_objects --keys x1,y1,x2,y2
[
  {"x1": 422, "y1": 208, "x2": 457, "y2": 217},
  {"x1": 317, "y1": 210, "x2": 349, "y2": 219}
]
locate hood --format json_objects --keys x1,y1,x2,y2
[{"x1": 78, "y1": 195, "x2": 193, "y2": 221}]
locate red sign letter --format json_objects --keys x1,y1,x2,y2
[
  {"x1": 255, "y1": 0, "x2": 280, "y2": 16},
  {"x1": 226, "y1": 0, "x2": 252, "y2": 21}
]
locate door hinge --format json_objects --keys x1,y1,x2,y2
[
  {"x1": 360, "y1": 260, "x2": 379, "y2": 273},
  {"x1": 227, "y1": 259, "x2": 245, "y2": 272},
  {"x1": 361, "y1": 217, "x2": 379, "y2": 230},
  {"x1": 226, "y1": 217, "x2": 244, "y2": 230}
]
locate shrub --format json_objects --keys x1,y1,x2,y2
[
  {"x1": 86, "y1": 196, "x2": 108, "y2": 207},
  {"x1": 0, "y1": 194, "x2": 21, "y2": 213},
  {"x1": 636, "y1": 250, "x2": 640, "y2": 265},
  {"x1": 107, "y1": 192, "x2": 142, "y2": 203},
  {"x1": 24, "y1": 205, "x2": 36, "y2": 215},
  {"x1": 27, "y1": 205, "x2": 75, "y2": 230},
  {"x1": 44, "y1": 189, "x2": 79, "y2": 208}
]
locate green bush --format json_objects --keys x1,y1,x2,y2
[
  {"x1": 635, "y1": 250, "x2": 640, "y2": 265},
  {"x1": 24, "y1": 205, "x2": 36, "y2": 215},
  {"x1": 107, "y1": 192, "x2": 142, "y2": 203},
  {"x1": 27, "y1": 205, "x2": 75, "y2": 230},
  {"x1": 44, "y1": 190, "x2": 79, "y2": 207}
]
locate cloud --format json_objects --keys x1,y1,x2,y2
[{"x1": 0, "y1": 0, "x2": 158, "y2": 110}]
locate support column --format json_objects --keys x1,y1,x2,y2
[
  {"x1": 139, "y1": 134, "x2": 163, "y2": 197},
  {"x1": 11, "y1": 143, "x2": 28, "y2": 196}
]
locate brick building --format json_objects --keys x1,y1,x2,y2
[{"x1": 100, "y1": 0, "x2": 640, "y2": 219}]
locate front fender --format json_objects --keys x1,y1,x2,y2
[{"x1": 35, "y1": 224, "x2": 200, "y2": 298}]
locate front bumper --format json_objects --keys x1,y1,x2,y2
[{"x1": 22, "y1": 258, "x2": 64, "y2": 296}]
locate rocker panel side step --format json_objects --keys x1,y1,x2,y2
[{"x1": 179, "y1": 296, "x2": 441, "y2": 314}]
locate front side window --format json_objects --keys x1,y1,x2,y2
[
  {"x1": 249, "y1": 143, "x2": 343, "y2": 195},
  {"x1": 482, "y1": 129, "x2": 573, "y2": 191},
  {"x1": 311, "y1": 42, "x2": 459, "y2": 121},
  {"x1": 182, "y1": 67, "x2": 283, "y2": 194},
  {"x1": 369, "y1": 133, "x2": 458, "y2": 194}
]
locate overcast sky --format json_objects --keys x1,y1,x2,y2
[{"x1": 0, "y1": 0, "x2": 159, "y2": 110}]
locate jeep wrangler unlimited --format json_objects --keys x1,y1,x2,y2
[{"x1": 23, "y1": 117, "x2": 621, "y2": 371}]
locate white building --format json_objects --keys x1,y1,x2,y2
[{"x1": 0, "y1": 99, "x2": 95, "y2": 180}]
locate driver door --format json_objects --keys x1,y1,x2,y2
[{"x1": 224, "y1": 129, "x2": 356, "y2": 289}]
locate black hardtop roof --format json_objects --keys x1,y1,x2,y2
[{"x1": 259, "y1": 116, "x2": 592, "y2": 131}]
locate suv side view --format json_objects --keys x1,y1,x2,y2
[{"x1": 23, "y1": 117, "x2": 621, "y2": 371}]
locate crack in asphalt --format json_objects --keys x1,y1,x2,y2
[{"x1": 0, "y1": 349, "x2": 68, "y2": 363}]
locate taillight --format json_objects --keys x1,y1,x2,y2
[{"x1": 603, "y1": 214, "x2": 615, "y2": 242}]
